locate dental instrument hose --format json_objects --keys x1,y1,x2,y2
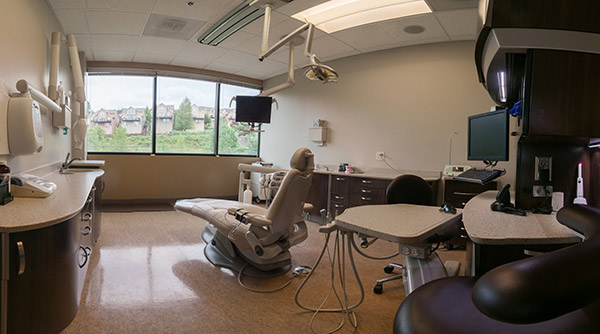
[
  {"x1": 294, "y1": 230, "x2": 364, "y2": 334},
  {"x1": 237, "y1": 263, "x2": 299, "y2": 293}
]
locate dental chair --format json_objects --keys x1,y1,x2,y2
[
  {"x1": 175, "y1": 148, "x2": 314, "y2": 277},
  {"x1": 394, "y1": 204, "x2": 600, "y2": 334}
]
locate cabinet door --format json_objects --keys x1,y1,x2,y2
[
  {"x1": 7, "y1": 216, "x2": 81, "y2": 334},
  {"x1": 305, "y1": 173, "x2": 328, "y2": 216},
  {"x1": 526, "y1": 50, "x2": 600, "y2": 137}
]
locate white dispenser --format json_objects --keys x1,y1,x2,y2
[{"x1": 7, "y1": 97, "x2": 43, "y2": 154}]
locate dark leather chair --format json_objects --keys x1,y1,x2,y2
[
  {"x1": 373, "y1": 175, "x2": 434, "y2": 294},
  {"x1": 394, "y1": 204, "x2": 600, "y2": 334}
]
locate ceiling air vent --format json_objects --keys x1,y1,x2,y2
[
  {"x1": 143, "y1": 14, "x2": 206, "y2": 40},
  {"x1": 198, "y1": 0, "x2": 293, "y2": 46}
]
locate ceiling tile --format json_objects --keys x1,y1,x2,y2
[
  {"x1": 54, "y1": 9, "x2": 89, "y2": 33},
  {"x1": 320, "y1": 49, "x2": 360, "y2": 62},
  {"x1": 178, "y1": 43, "x2": 228, "y2": 61},
  {"x1": 170, "y1": 56, "x2": 211, "y2": 69},
  {"x1": 134, "y1": 53, "x2": 175, "y2": 64},
  {"x1": 311, "y1": 35, "x2": 355, "y2": 59},
  {"x1": 400, "y1": 36, "x2": 450, "y2": 47},
  {"x1": 72, "y1": 33, "x2": 92, "y2": 52},
  {"x1": 434, "y1": 8, "x2": 478, "y2": 37},
  {"x1": 215, "y1": 50, "x2": 261, "y2": 68},
  {"x1": 86, "y1": 11, "x2": 148, "y2": 35},
  {"x1": 269, "y1": 46, "x2": 307, "y2": 68},
  {"x1": 86, "y1": 0, "x2": 155, "y2": 12},
  {"x1": 231, "y1": 35, "x2": 264, "y2": 55},
  {"x1": 49, "y1": 0, "x2": 86, "y2": 9},
  {"x1": 93, "y1": 51, "x2": 134, "y2": 61},
  {"x1": 331, "y1": 23, "x2": 396, "y2": 51},
  {"x1": 215, "y1": 31, "x2": 255, "y2": 49},
  {"x1": 449, "y1": 34, "x2": 475, "y2": 41},
  {"x1": 91, "y1": 34, "x2": 140, "y2": 52},
  {"x1": 275, "y1": 0, "x2": 327, "y2": 16},
  {"x1": 240, "y1": 11, "x2": 288, "y2": 36},
  {"x1": 425, "y1": 0, "x2": 478, "y2": 11},
  {"x1": 379, "y1": 14, "x2": 448, "y2": 43},
  {"x1": 247, "y1": 58, "x2": 288, "y2": 74},
  {"x1": 152, "y1": 0, "x2": 239, "y2": 21},
  {"x1": 137, "y1": 36, "x2": 188, "y2": 56},
  {"x1": 358, "y1": 42, "x2": 404, "y2": 54},
  {"x1": 204, "y1": 61, "x2": 244, "y2": 74}
]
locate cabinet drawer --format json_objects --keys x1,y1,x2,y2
[
  {"x1": 331, "y1": 200, "x2": 348, "y2": 216},
  {"x1": 349, "y1": 192, "x2": 386, "y2": 206},
  {"x1": 351, "y1": 177, "x2": 388, "y2": 189},
  {"x1": 331, "y1": 175, "x2": 350, "y2": 194}
]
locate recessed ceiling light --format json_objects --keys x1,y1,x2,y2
[
  {"x1": 187, "y1": 2, "x2": 195, "y2": 6},
  {"x1": 292, "y1": 0, "x2": 432, "y2": 34},
  {"x1": 404, "y1": 25, "x2": 425, "y2": 34}
]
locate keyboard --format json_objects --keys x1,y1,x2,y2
[{"x1": 453, "y1": 169, "x2": 503, "y2": 184}]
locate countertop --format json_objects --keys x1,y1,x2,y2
[
  {"x1": 463, "y1": 191, "x2": 581, "y2": 245},
  {"x1": 0, "y1": 169, "x2": 104, "y2": 233},
  {"x1": 314, "y1": 168, "x2": 441, "y2": 182}
]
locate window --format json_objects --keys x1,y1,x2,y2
[
  {"x1": 156, "y1": 77, "x2": 216, "y2": 154},
  {"x1": 87, "y1": 75, "x2": 154, "y2": 153},
  {"x1": 218, "y1": 84, "x2": 261, "y2": 156},
  {"x1": 86, "y1": 73, "x2": 261, "y2": 156}
]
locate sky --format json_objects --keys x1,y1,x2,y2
[{"x1": 87, "y1": 75, "x2": 260, "y2": 111}]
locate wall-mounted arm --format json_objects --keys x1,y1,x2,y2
[
  {"x1": 16, "y1": 80, "x2": 61, "y2": 114},
  {"x1": 66, "y1": 34, "x2": 85, "y2": 102},
  {"x1": 48, "y1": 32, "x2": 64, "y2": 101}
]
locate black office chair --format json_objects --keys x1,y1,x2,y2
[
  {"x1": 394, "y1": 204, "x2": 600, "y2": 334},
  {"x1": 373, "y1": 175, "x2": 434, "y2": 294}
]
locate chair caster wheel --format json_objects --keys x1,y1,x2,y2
[
  {"x1": 384, "y1": 265, "x2": 394, "y2": 274},
  {"x1": 374, "y1": 284, "x2": 383, "y2": 294}
]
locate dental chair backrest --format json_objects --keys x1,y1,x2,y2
[{"x1": 265, "y1": 148, "x2": 314, "y2": 235}]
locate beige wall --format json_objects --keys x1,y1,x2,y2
[
  {"x1": 0, "y1": 0, "x2": 75, "y2": 173},
  {"x1": 261, "y1": 41, "x2": 518, "y2": 187},
  {"x1": 88, "y1": 154, "x2": 259, "y2": 200}
]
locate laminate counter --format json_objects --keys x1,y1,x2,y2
[
  {"x1": 463, "y1": 191, "x2": 580, "y2": 245},
  {"x1": 314, "y1": 168, "x2": 441, "y2": 182},
  {"x1": 0, "y1": 169, "x2": 104, "y2": 232}
]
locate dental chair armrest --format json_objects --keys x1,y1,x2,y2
[
  {"x1": 228, "y1": 208, "x2": 272, "y2": 227},
  {"x1": 246, "y1": 214, "x2": 272, "y2": 227}
]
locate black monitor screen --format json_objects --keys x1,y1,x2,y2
[
  {"x1": 235, "y1": 96, "x2": 272, "y2": 124},
  {"x1": 467, "y1": 109, "x2": 509, "y2": 161}
]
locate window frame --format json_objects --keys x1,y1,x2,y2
[{"x1": 86, "y1": 72, "x2": 262, "y2": 157}]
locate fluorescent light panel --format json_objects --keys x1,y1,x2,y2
[{"x1": 292, "y1": 0, "x2": 432, "y2": 34}]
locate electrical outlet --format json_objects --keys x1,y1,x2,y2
[
  {"x1": 376, "y1": 152, "x2": 385, "y2": 161},
  {"x1": 534, "y1": 156, "x2": 552, "y2": 181},
  {"x1": 533, "y1": 185, "x2": 553, "y2": 197}
]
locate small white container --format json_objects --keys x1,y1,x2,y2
[{"x1": 552, "y1": 192, "x2": 564, "y2": 212}]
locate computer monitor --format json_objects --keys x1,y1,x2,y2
[
  {"x1": 235, "y1": 96, "x2": 272, "y2": 124},
  {"x1": 467, "y1": 109, "x2": 509, "y2": 162}
]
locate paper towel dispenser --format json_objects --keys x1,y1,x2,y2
[{"x1": 7, "y1": 97, "x2": 43, "y2": 155}]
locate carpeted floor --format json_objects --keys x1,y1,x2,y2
[{"x1": 64, "y1": 210, "x2": 466, "y2": 333}]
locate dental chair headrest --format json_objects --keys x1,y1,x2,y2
[{"x1": 289, "y1": 148, "x2": 314, "y2": 172}]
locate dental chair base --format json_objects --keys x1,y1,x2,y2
[{"x1": 201, "y1": 224, "x2": 291, "y2": 278}]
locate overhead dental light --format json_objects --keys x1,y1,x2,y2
[
  {"x1": 198, "y1": 0, "x2": 293, "y2": 46},
  {"x1": 303, "y1": 54, "x2": 338, "y2": 83},
  {"x1": 292, "y1": 0, "x2": 432, "y2": 34}
]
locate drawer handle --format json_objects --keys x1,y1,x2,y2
[
  {"x1": 82, "y1": 212, "x2": 93, "y2": 222},
  {"x1": 361, "y1": 197, "x2": 372, "y2": 201},
  {"x1": 86, "y1": 196, "x2": 93, "y2": 204},
  {"x1": 460, "y1": 235, "x2": 468, "y2": 239},
  {"x1": 462, "y1": 202, "x2": 467, "y2": 207},
  {"x1": 83, "y1": 225, "x2": 92, "y2": 236},
  {"x1": 361, "y1": 189, "x2": 372, "y2": 193},
  {"x1": 79, "y1": 246, "x2": 89, "y2": 268},
  {"x1": 334, "y1": 195, "x2": 344, "y2": 200},
  {"x1": 17, "y1": 241, "x2": 25, "y2": 275},
  {"x1": 453, "y1": 192, "x2": 478, "y2": 196},
  {"x1": 334, "y1": 204, "x2": 345, "y2": 208},
  {"x1": 361, "y1": 180, "x2": 373, "y2": 184},
  {"x1": 335, "y1": 177, "x2": 346, "y2": 181}
]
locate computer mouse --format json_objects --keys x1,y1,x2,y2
[{"x1": 440, "y1": 202, "x2": 457, "y2": 214}]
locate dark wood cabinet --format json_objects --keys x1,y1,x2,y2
[
  {"x1": 444, "y1": 180, "x2": 497, "y2": 209},
  {"x1": 2, "y1": 185, "x2": 98, "y2": 333},
  {"x1": 523, "y1": 50, "x2": 600, "y2": 138},
  {"x1": 305, "y1": 173, "x2": 328, "y2": 216}
]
